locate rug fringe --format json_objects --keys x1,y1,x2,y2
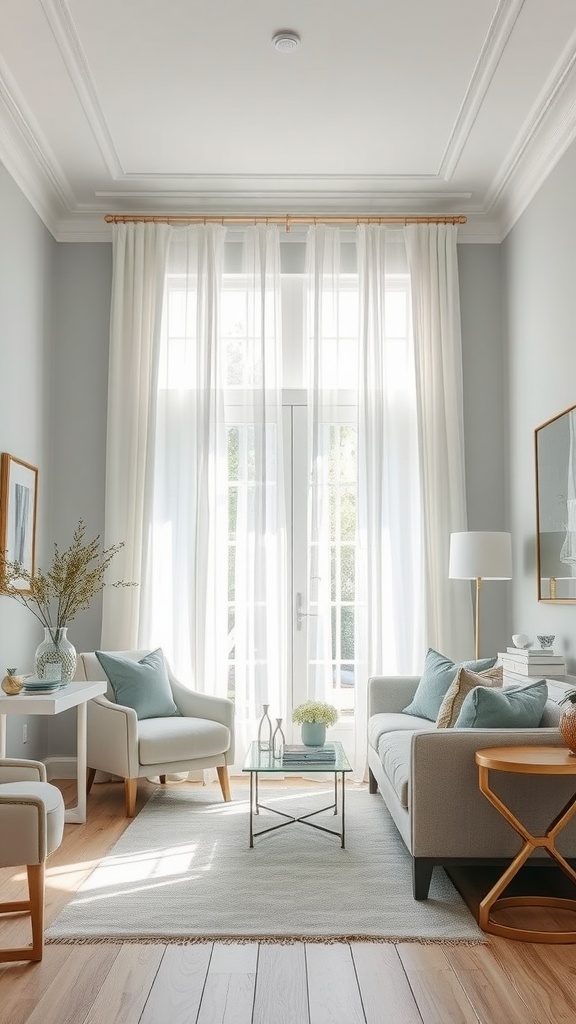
[{"x1": 46, "y1": 933, "x2": 486, "y2": 946}]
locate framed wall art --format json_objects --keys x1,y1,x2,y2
[{"x1": 0, "y1": 452, "x2": 38, "y2": 591}]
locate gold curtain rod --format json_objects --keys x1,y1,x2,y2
[{"x1": 105, "y1": 213, "x2": 466, "y2": 232}]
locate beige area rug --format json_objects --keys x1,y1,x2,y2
[{"x1": 46, "y1": 783, "x2": 486, "y2": 944}]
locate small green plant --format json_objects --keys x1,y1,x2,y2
[
  {"x1": 1, "y1": 520, "x2": 135, "y2": 642},
  {"x1": 559, "y1": 689, "x2": 576, "y2": 706},
  {"x1": 292, "y1": 700, "x2": 338, "y2": 727}
]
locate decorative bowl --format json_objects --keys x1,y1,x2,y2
[
  {"x1": 536, "y1": 634, "x2": 555, "y2": 649},
  {"x1": 511, "y1": 634, "x2": 533, "y2": 649}
]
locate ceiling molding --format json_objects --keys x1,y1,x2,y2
[
  {"x1": 439, "y1": 0, "x2": 525, "y2": 180},
  {"x1": 39, "y1": 0, "x2": 124, "y2": 177},
  {"x1": 485, "y1": 35, "x2": 576, "y2": 236}
]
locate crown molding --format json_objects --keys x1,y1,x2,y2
[
  {"x1": 39, "y1": 0, "x2": 124, "y2": 177},
  {"x1": 439, "y1": 0, "x2": 525, "y2": 180},
  {"x1": 485, "y1": 34, "x2": 576, "y2": 238}
]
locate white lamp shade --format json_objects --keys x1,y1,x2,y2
[{"x1": 449, "y1": 531, "x2": 512, "y2": 580}]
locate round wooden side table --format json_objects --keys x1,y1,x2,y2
[{"x1": 475, "y1": 745, "x2": 576, "y2": 943}]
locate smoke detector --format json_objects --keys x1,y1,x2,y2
[{"x1": 272, "y1": 31, "x2": 301, "y2": 53}]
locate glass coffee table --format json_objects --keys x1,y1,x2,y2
[{"x1": 242, "y1": 740, "x2": 352, "y2": 848}]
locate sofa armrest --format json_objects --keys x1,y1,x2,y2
[
  {"x1": 409, "y1": 726, "x2": 569, "y2": 858},
  {"x1": 0, "y1": 758, "x2": 47, "y2": 783},
  {"x1": 368, "y1": 676, "x2": 420, "y2": 716}
]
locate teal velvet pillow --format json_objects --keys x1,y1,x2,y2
[
  {"x1": 454, "y1": 679, "x2": 548, "y2": 729},
  {"x1": 402, "y1": 648, "x2": 498, "y2": 722},
  {"x1": 95, "y1": 648, "x2": 180, "y2": 720}
]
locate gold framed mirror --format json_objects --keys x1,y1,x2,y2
[{"x1": 535, "y1": 403, "x2": 576, "y2": 602}]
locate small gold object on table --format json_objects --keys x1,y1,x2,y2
[
  {"x1": 1, "y1": 669, "x2": 25, "y2": 695},
  {"x1": 475, "y1": 745, "x2": 576, "y2": 943}
]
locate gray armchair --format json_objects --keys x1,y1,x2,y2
[{"x1": 77, "y1": 650, "x2": 235, "y2": 817}]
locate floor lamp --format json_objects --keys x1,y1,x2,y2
[{"x1": 449, "y1": 532, "x2": 512, "y2": 660}]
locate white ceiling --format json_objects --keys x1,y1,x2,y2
[{"x1": 1, "y1": 0, "x2": 576, "y2": 242}]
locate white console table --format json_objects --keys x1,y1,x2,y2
[{"x1": 0, "y1": 679, "x2": 106, "y2": 823}]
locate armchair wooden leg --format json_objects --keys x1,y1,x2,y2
[
  {"x1": 0, "y1": 862, "x2": 45, "y2": 963},
  {"x1": 28, "y1": 863, "x2": 45, "y2": 961},
  {"x1": 217, "y1": 765, "x2": 232, "y2": 802},
  {"x1": 125, "y1": 778, "x2": 138, "y2": 818},
  {"x1": 86, "y1": 767, "x2": 96, "y2": 795},
  {"x1": 159, "y1": 775, "x2": 167, "y2": 784}
]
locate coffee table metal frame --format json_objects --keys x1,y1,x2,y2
[
  {"x1": 475, "y1": 744, "x2": 576, "y2": 943},
  {"x1": 242, "y1": 740, "x2": 352, "y2": 849}
]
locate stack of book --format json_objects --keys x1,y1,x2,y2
[
  {"x1": 282, "y1": 743, "x2": 336, "y2": 765},
  {"x1": 500, "y1": 647, "x2": 566, "y2": 685}
]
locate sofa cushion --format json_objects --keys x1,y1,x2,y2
[
  {"x1": 455, "y1": 679, "x2": 548, "y2": 729},
  {"x1": 436, "y1": 665, "x2": 504, "y2": 728},
  {"x1": 402, "y1": 648, "x2": 498, "y2": 721},
  {"x1": 368, "y1": 712, "x2": 431, "y2": 752},
  {"x1": 95, "y1": 648, "x2": 180, "y2": 721},
  {"x1": 138, "y1": 716, "x2": 231, "y2": 766},
  {"x1": 377, "y1": 732, "x2": 413, "y2": 809}
]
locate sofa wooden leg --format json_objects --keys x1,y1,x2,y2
[
  {"x1": 125, "y1": 778, "x2": 138, "y2": 817},
  {"x1": 413, "y1": 858, "x2": 434, "y2": 900},
  {"x1": 217, "y1": 765, "x2": 232, "y2": 802},
  {"x1": 368, "y1": 768, "x2": 378, "y2": 794},
  {"x1": 159, "y1": 775, "x2": 167, "y2": 784},
  {"x1": 86, "y1": 767, "x2": 96, "y2": 795}
]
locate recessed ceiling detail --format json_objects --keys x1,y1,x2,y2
[{"x1": 0, "y1": 0, "x2": 576, "y2": 242}]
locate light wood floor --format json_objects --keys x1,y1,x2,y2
[{"x1": 1, "y1": 778, "x2": 576, "y2": 1024}]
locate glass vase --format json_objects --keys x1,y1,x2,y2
[
  {"x1": 258, "y1": 704, "x2": 273, "y2": 751},
  {"x1": 34, "y1": 627, "x2": 77, "y2": 682},
  {"x1": 272, "y1": 717, "x2": 285, "y2": 760}
]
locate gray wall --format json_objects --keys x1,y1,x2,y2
[
  {"x1": 458, "y1": 243, "x2": 510, "y2": 656},
  {"x1": 504, "y1": 137, "x2": 576, "y2": 671},
  {"x1": 0, "y1": 164, "x2": 113, "y2": 759},
  {"x1": 47, "y1": 243, "x2": 112, "y2": 756},
  {"x1": 0, "y1": 164, "x2": 55, "y2": 757}
]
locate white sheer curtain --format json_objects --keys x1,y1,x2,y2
[
  {"x1": 102, "y1": 222, "x2": 170, "y2": 649},
  {"x1": 405, "y1": 224, "x2": 473, "y2": 662},
  {"x1": 139, "y1": 224, "x2": 286, "y2": 768},
  {"x1": 228, "y1": 226, "x2": 288, "y2": 759},
  {"x1": 305, "y1": 226, "x2": 423, "y2": 778},
  {"x1": 140, "y1": 224, "x2": 229, "y2": 691}
]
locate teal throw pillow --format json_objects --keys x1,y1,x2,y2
[
  {"x1": 454, "y1": 679, "x2": 548, "y2": 729},
  {"x1": 402, "y1": 648, "x2": 498, "y2": 722},
  {"x1": 95, "y1": 648, "x2": 180, "y2": 721}
]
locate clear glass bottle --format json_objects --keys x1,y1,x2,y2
[
  {"x1": 258, "y1": 704, "x2": 273, "y2": 751},
  {"x1": 272, "y1": 717, "x2": 285, "y2": 760}
]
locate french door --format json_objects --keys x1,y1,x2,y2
[{"x1": 227, "y1": 398, "x2": 358, "y2": 753}]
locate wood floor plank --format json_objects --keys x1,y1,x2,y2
[
  {"x1": 489, "y1": 936, "x2": 576, "y2": 1024},
  {"x1": 252, "y1": 943, "x2": 309, "y2": 1024},
  {"x1": 197, "y1": 942, "x2": 258, "y2": 1024},
  {"x1": 13, "y1": 943, "x2": 121, "y2": 1024},
  {"x1": 306, "y1": 943, "x2": 366, "y2": 1024},
  {"x1": 397, "y1": 944, "x2": 480, "y2": 1024},
  {"x1": 82, "y1": 944, "x2": 165, "y2": 1024},
  {"x1": 444, "y1": 944, "x2": 540, "y2": 1024},
  {"x1": 350, "y1": 942, "x2": 422, "y2": 1024},
  {"x1": 140, "y1": 944, "x2": 213, "y2": 1024},
  {"x1": 0, "y1": 944, "x2": 79, "y2": 1024}
]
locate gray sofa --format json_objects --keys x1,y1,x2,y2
[{"x1": 368, "y1": 675, "x2": 576, "y2": 899}]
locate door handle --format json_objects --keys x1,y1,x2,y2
[{"x1": 296, "y1": 592, "x2": 318, "y2": 631}]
